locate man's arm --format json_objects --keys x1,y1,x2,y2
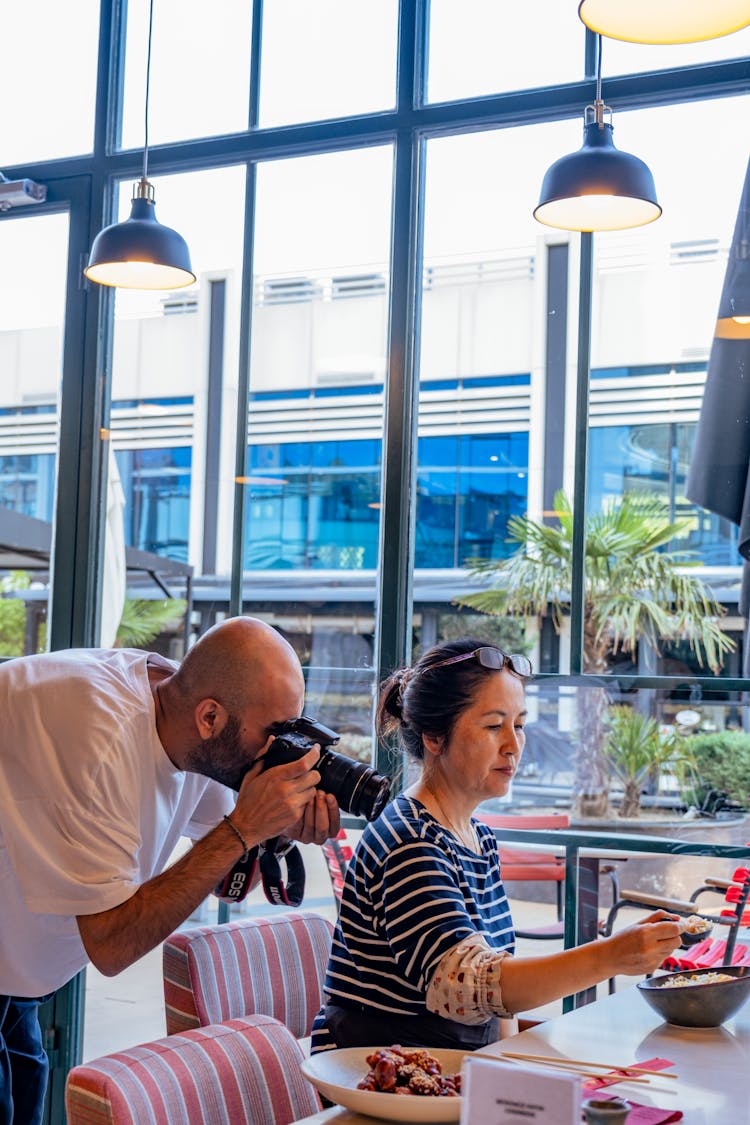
[{"x1": 78, "y1": 748, "x2": 339, "y2": 976}]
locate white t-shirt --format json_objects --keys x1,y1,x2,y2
[{"x1": 0, "y1": 647, "x2": 233, "y2": 996}]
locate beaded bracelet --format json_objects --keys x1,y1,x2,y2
[{"x1": 223, "y1": 814, "x2": 250, "y2": 861}]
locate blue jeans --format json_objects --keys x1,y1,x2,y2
[{"x1": 0, "y1": 994, "x2": 51, "y2": 1125}]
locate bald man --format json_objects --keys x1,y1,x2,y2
[{"x1": 0, "y1": 616, "x2": 340, "y2": 1125}]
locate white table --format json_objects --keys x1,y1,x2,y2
[{"x1": 292, "y1": 984, "x2": 750, "y2": 1123}]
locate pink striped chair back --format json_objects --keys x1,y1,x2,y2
[
  {"x1": 163, "y1": 910, "x2": 334, "y2": 1038},
  {"x1": 65, "y1": 1015, "x2": 322, "y2": 1125}
]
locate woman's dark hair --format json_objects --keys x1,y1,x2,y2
[{"x1": 376, "y1": 637, "x2": 518, "y2": 761}]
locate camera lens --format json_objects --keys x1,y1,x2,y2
[{"x1": 318, "y1": 749, "x2": 391, "y2": 820}]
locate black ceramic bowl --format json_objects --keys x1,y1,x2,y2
[{"x1": 637, "y1": 965, "x2": 750, "y2": 1028}]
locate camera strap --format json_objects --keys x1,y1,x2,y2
[
  {"x1": 213, "y1": 845, "x2": 260, "y2": 903},
  {"x1": 258, "y1": 836, "x2": 306, "y2": 907}
]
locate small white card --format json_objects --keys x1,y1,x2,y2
[{"x1": 461, "y1": 1056, "x2": 581, "y2": 1125}]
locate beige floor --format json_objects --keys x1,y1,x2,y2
[{"x1": 82, "y1": 843, "x2": 635, "y2": 1060}]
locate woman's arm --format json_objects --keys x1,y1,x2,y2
[
  {"x1": 426, "y1": 911, "x2": 682, "y2": 1022},
  {"x1": 499, "y1": 911, "x2": 682, "y2": 1014}
]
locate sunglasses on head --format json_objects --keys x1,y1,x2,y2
[{"x1": 426, "y1": 647, "x2": 533, "y2": 678}]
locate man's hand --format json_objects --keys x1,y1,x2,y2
[{"x1": 231, "y1": 743, "x2": 325, "y2": 844}]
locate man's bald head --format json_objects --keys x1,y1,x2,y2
[{"x1": 173, "y1": 616, "x2": 304, "y2": 716}]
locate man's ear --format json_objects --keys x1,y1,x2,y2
[{"x1": 194, "y1": 698, "x2": 229, "y2": 741}]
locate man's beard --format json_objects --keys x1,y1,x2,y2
[{"x1": 186, "y1": 714, "x2": 250, "y2": 791}]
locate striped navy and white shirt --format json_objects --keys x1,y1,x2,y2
[{"x1": 311, "y1": 794, "x2": 515, "y2": 1051}]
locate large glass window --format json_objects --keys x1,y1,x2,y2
[
  {"x1": 109, "y1": 164, "x2": 246, "y2": 585},
  {"x1": 245, "y1": 145, "x2": 393, "y2": 743},
  {"x1": 427, "y1": 0, "x2": 583, "y2": 102},
  {"x1": 0, "y1": 3, "x2": 99, "y2": 163},
  {"x1": 0, "y1": 212, "x2": 68, "y2": 659},
  {"x1": 588, "y1": 95, "x2": 750, "y2": 681},
  {"x1": 121, "y1": 0, "x2": 253, "y2": 147},
  {"x1": 588, "y1": 421, "x2": 738, "y2": 566},
  {"x1": 247, "y1": 435, "x2": 380, "y2": 569},
  {"x1": 116, "y1": 446, "x2": 192, "y2": 562},
  {"x1": 259, "y1": 0, "x2": 398, "y2": 126},
  {"x1": 418, "y1": 123, "x2": 569, "y2": 668},
  {"x1": 11, "y1": 0, "x2": 750, "y2": 1093},
  {"x1": 416, "y1": 432, "x2": 529, "y2": 567}
]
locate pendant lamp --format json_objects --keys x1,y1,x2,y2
[
  {"x1": 533, "y1": 35, "x2": 661, "y2": 233},
  {"x1": 578, "y1": 0, "x2": 750, "y2": 45},
  {"x1": 84, "y1": 0, "x2": 195, "y2": 290},
  {"x1": 715, "y1": 156, "x2": 750, "y2": 339}
]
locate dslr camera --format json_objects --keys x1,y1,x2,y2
[{"x1": 263, "y1": 714, "x2": 391, "y2": 821}]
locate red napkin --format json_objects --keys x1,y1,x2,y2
[
  {"x1": 583, "y1": 1056, "x2": 675, "y2": 1091},
  {"x1": 582, "y1": 1060, "x2": 683, "y2": 1124},
  {"x1": 621, "y1": 1104, "x2": 683, "y2": 1124}
]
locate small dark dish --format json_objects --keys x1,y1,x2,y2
[
  {"x1": 637, "y1": 965, "x2": 750, "y2": 1028},
  {"x1": 679, "y1": 921, "x2": 713, "y2": 949}
]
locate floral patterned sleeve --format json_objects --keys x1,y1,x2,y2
[{"x1": 425, "y1": 934, "x2": 514, "y2": 1024}]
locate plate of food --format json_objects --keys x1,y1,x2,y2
[{"x1": 300, "y1": 1045, "x2": 467, "y2": 1122}]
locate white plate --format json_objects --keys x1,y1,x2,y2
[{"x1": 300, "y1": 1046, "x2": 467, "y2": 1123}]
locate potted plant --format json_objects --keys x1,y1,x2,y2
[{"x1": 602, "y1": 704, "x2": 697, "y2": 818}]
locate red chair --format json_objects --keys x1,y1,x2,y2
[
  {"x1": 162, "y1": 910, "x2": 333, "y2": 1039},
  {"x1": 321, "y1": 829, "x2": 354, "y2": 903},
  {"x1": 65, "y1": 1015, "x2": 322, "y2": 1125},
  {"x1": 478, "y1": 813, "x2": 571, "y2": 939}
]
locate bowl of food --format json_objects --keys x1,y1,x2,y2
[
  {"x1": 300, "y1": 1045, "x2": 466, "y2": 1123},
  {"x1": 637, "y1": 965, "x2": 750, "y2": 1028},
  {"x1": 679, "y1": 914, "x2": 714, "y2": 948}
]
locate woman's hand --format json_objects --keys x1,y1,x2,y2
[{"x1": 603, "y1": 910, "x2": 683, "y2": 976}]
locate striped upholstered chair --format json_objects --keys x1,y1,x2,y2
[
  {"x1": 65, "y1": 1014, "x2": 323, "y2": 1125},
  {"x1": 162, "y1": 910, "x2": 334, "y2": 1039}
]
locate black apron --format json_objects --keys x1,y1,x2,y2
[{"x1": 322, "y1": 998, "x2": 499, "y2": 1051}]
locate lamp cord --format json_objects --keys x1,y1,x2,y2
[
  {"x1": 142, "y1": 0, "x2": 154, "y2": 184},
  {"x1": 595, "y1": 32, "x2": 602, "y2": 104}
]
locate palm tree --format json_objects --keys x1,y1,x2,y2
[
  {"x1": 458, "y1": 490, "x2": 734, "y2": 817},
  {"x1": 116, "y1": 597, "x2": 187, "y2": 647}
]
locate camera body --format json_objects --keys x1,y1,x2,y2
[
  {"x1": 264, "y1": 714, "x2": 391, "y2": 821},
  {"x1": 263, "y1": 714, "x2": 339, "y2": 767}
]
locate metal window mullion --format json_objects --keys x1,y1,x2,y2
[
  {"x1": 230, "y1": 163, "x2": 258, "y2": 618},
  {"x1": 229, "y1": 1, "x2": 262, "y2": 617},
  {"x1": 374, "y1": 0, "x2": 425, "y2": 779},
  {"x1": 248, "y1": 0, "x2": 263, "y2": 130},
  {"x1": 569, "y1": 233, "x2": 593, "y2": 675},
  {"x1": 374, "y1": 127, "x2": 424, "y2": 689}
]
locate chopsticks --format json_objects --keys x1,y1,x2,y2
[{"x1": 498, "y1": 1051, "x2": 677, "y2": 1083}]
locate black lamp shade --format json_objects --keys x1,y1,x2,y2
[
  {"x1": 715, "y1": 156, "x2": 750, "y2": 339},
  {"x1": 578, "y1": 0, "x2": 750, "y2": 44},
  {"x1": 716, "y1": 256, "x2": 750, "y2": 338},
  {"x1": 534, "y1": 120, "x2": 662, "y2": 233},
  {"x1": 84, "y1": 194, "x2": 196, "y2": 290}
]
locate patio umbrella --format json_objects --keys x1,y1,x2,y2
[
  {"x1": 100, "y1": 448, "x2": 127, "y2": 647},
  {"x1": 686, "y1": 153, "x2": 750, "y2": 673}
]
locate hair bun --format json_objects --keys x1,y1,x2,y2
[{"x1": 388, "y1": 667, "x2": 412, "y2": 720}]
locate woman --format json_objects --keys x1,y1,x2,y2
[{"x1": 311, "y1": 638, "x2": 682, "y2": 1053}]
